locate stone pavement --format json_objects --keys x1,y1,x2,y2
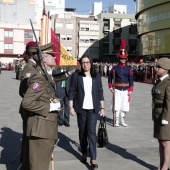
[{"x1": 0, "y1": 71, "x2": 159, "y2": 170}]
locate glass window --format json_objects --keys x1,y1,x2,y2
[
  {"x1": 24, "y1": 32, "x2": 33, "y2": 38},
  {"x1": 4, "y1": 31, "x2": 13, "y2": 37},
  {"x1": 80, "y1": 24, "x2": 89, "y2": 31},
  {"x1": 66, "y1": 46, "x2": 72, "y2": 52},
  {"x1": 115, "y1": 24, "x2": 121, "y2": 29},
  {"x1": 67, "y1": 35, "x2": 72, "y2": 40},
  {"x1": 4, "y1": 44, "x2": 13, "y2": 50},
  {"x1": 104, "y1": 31, "x2": 109, "y2": 39},
  {"x1": 90, "y1": 25, "x2": 99, "y2": 31},
  {"x1": 79, "y1": 35, "x2": 98, "y2": 43},
  {"x1": 60, "y1": 35, "x2": 66, "y2": 40},
  {"x1": 2, "y1": 0, "x2": 14, "y2": 3},
  {"x1": 55, "y1": 23, "x2": 63, "y2": 29},
  {"x1": 66, "y1": 24, "x2": 73, "y2": 29}
]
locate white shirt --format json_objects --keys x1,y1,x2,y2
[
  {"x1": 82, "y1": 76, "x2": 93, "y2": 109},
  {"x1": 47, "y1": 69, "x2": 52, "y2": 76},
  {"x1": 160, "y1": 74, "x2": 169, "y2": 81}
]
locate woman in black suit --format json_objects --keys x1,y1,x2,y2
[{"x1": 68, "y1": 55, "x2": 105, "y2": 169}]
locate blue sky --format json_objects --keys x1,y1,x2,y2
[{"x1": 65, "y1": 0, "x2": 136, "y2": 14}]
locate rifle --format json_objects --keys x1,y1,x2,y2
[{"x1": 112, "y1": 70, "x2": 115, "y2": 127}]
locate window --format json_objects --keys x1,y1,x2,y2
[
  {"x1": 114, "y1": 33, "x2": 121, "y2": 38},
  {"x1": 4, "y1": 44, "x2": 13, "y2": 50},
  {"x1": 114, "y1": 24, "x2": 121, "y2": 29},
  {"x1": 90, "y1": 25, "x2": 99, "y2": 31},
  {"x1": 66, "y1": 24, "x2": 73, "y2": 29},
  {"x1": 60, "y1": 35, "x2": 66, "y2": 40},
  {"x1": 66, "y1": 46, "x2": 72, "y2": 52},
  {"x1": 24, "y1": 32, "x2": 33, "y2": 38},
  {"x1": 80, "y1": 35, "x2": 98, "y2": 43},
  {"x1": 67, "y1": 35, "x2": 72, "y2": 40},
  {"x1": 4, "y1": 31, "x2": 13, "y2": 38},
  {"x1": 104, "y1": 31, "x2": 109, "y2": 39},
  {"x1": 2, "y1": 0, "x2": 14, "y2": 3},
  {"x1": 64, "y1": 14, "x2": 72, "y2": 19},
  {"x1": 103, "y1": 22, "x2": 109, "y2": 31},
  {"x1": 56, "y1": 33, "x2": 60, "y2": 40},
  {"x1": 55, "y1": 23, "x2": 63, "y2": 29},
  {"x1": 80, "y1": 35, "x2": 89, "y2": 43},
  {"x1": 80, "y1": 24, "x2": 89, "y2": 31}
]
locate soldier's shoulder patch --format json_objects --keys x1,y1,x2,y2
[{"x1": 33, "y1": 82, "x2": 40, "y2": 91}]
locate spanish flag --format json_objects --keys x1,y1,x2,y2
[{"x1": 40, "y1": 2, "x2": 78, "y2": 66}]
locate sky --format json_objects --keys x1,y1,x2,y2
[{"x1": 65, "y1": 0, "x2": 136, "y2": 14}]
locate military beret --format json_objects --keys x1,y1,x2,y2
[
  {"x1": 26, "y1": 41, "x2": 38, "y2": 54},
  {"x1": 157, "y1": 58, "x2": 170, "y2": 70},
  {"x1": 26, "y1": 41, "x2": 37, "y2": 48}
]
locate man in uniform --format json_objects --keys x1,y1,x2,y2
[
  {"x1": 19, "y1": 41, "x2": 39, "y2": 170},
  {"x1": 19, "y1": 41, "x2": 56, "y2": 169},
  {"x1": 22, "y1": 44, "x2": 67, "y2": 170},
  {"x1": 108, "y1": 39, "x2": 134, "y2": 127}
]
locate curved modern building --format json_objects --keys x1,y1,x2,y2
[{"x1": 135, "y1": 0, "x2": 170, "y2": 57}]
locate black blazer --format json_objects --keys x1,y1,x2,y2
[{"x1": 68, "y1": 72, "x2": 104, "y2": 113}]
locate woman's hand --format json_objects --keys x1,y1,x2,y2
[
  {"x1": 100, "y1": 108, "x2": 105, "y2": 116},
  {"x1": 69, "y1": 106, "x2": 75, "y2": 116}
]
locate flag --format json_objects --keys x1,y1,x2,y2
[{"x1": 40, "y1": 1, "x2": 78, "y2": 66}]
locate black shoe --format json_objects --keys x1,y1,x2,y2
[
  {"x1": 58, "y1": 123, "x2": 63, "y2": 126},
  {"x1": 64, "y1": 122, "x2": 70, "y2": 127},
  {"x1": 91, "y1": 164, "x2": 98, "y2": 169},
  {"x1": 81, "y1": 158, "x2": 87, "y2": 164},
  {"x1": 81, "y1": 155, "x2": 87, "y2": 164}
]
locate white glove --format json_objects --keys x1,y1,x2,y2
[
  {"x1": 162, "y1": 120, "x2": 168, "y2": 125},
  {"x1": 50, "y1": 102, "x2": 61, "y2": 112},
  {"x1": 68, "y1": 69, "x2": 75, "y2": 75}
]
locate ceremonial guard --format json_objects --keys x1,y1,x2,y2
[
  {"x1": 108, "y1": 40, "x2": 134, "y2": 127},
  {"x1": 22, "y1": 44, "x2": 67, "y2": 170},
  {"x1": 152, "y1": 58, "x2": 170, "y2": 170}
]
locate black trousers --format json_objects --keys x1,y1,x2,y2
[
  {"x1": 77, "y1": 109, "x2": 97, "y2": 160},
  {"x1": 58, "y1": 88, "x2": 69, "y2": 124}
]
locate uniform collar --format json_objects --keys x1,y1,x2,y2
[
  {"x1": 118, "y1": 63, "x2": 126, "y2": 67},
  {"x1": 160, "y1": 74, "x2": 169, "y2": 81}
]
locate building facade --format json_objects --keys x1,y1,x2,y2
[
  {"x1": 77, "y1": 16, "x2": 100, "y2": 59},
  {"x1": 135, "y1": 0, "x2": 170, "y2": 57},
  {"x1": 0, "y1": 0, "x2": 65, "y2": 63},
  {"x1": 98, "y1": 12, "x2": 138, "y2": 62},
  {"x1": 51, "y1": 9, "x2": 77, "y2": 58}
]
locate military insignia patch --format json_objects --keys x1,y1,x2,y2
[{"x1": 33, "y1": 83, "x2": 40, "y2": 91}]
